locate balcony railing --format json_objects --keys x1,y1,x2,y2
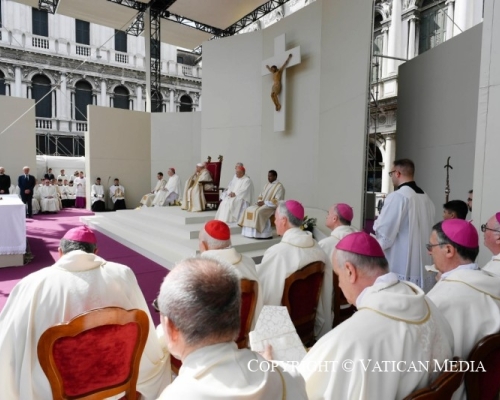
[
  {"x1": 182, "y1": 65, "x2": 193, "y2": 76},
  {"x1": 76, "y1": 44, "x2": 91, "y2": 57},
  {"x1": 75, "y1": 122, "x2": 88, "y2": 132},
  {"x1": 36, "y1": 118, "x2": 53, "y2": 129},
  {"x1": 115, "y1": 52, "x2": 129, "y2": 64},
  {"x1": 32, "y1": 36, "x2": 49, "y2": 49}
]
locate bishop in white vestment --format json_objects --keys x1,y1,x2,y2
[
  {"x1": 156, "y1": 257, "x2": 307, "y2": 400},
  {"x1": 0, "y1": 226, "x2": 171, "y2": 400},
  {"x1": 240, "y1": 170, "x2": 285, "y2": 238},
  {"x1": 482, "y1": 212, "x2": 500, "y2": 276},
  {"x1": 256, "y1": 200, "x2": 332, "y2": 340},
  {"x1": 181, "y1": 163, "x2": 212, "y2": 212},
  {"x1": 141, "y1": 172, "x2": 167, "y2": 207},
  {"x1": 297, "y1": 232, "x2": 453, "y2": 400},
  {"x1": 39, "y1": 179, "x2": 59, "y2": 212},
  {"x1": 318, "y1": 203, "x2": 358, "y2": 259},
  {"x1": 216, "y1": 165, "x2": 253, "y2": 224},
  {"x1": 153, "y1": 168, "x2": 181, "y2": 206},
  {"x1": 373, "y1": 159, "x2": 435, "y2": 292}
]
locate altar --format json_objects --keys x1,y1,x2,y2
[{"x1": 0, "y1": 194, "x2": 25, "y2": 268}]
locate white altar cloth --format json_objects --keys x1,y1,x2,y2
[{"x1": 0, "y1": 194, "x2": 26, "y2": 254}]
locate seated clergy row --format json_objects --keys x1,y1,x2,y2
[{"x1": 140, "y1": 168, "x2": 181, "y2": 207}]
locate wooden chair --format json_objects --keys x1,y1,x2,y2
[
  {"x1": 403, "y1": 357, "x2": 464, "y2": 400},
  {"x1": 37, "y1": 307, "x2": 149, "y2": 400},
  {"x1": 332, "y1": 273, "x2": 357, "y2": 328},
  {"x1": 281, "y1": 261, "x2": 325, "y2": 347},
  {"x1": 171, "y1": 278, "x2": 258, "y2": 375},
  {"x1": 202, "y1": 155, "x2": 223, "y2": 210},
  {"x1": 465, "y1": 332, "x2": 500, "y2": 400}
]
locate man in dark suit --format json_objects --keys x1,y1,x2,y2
[
  {"x1": 44, "y1": 168, "x2": 55, "y2": 181},
  {"x1": 18, "y1": 166, "x2": 36, "y2": 218},
  {"x1": 0, "y1": 167, "x2": 11, "y2": 194}
]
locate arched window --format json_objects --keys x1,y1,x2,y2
[
  {"x1": 179, "y1": 94, "x2": 192, "y2": 112},
  {"x1": 74, "y1": 80, "x2": 92, "y2": 121},
  {"x1": 419, "y1": 0, "x2": 447, "y2": 54},
  {"x1": 372, "y1": 12, "x2": 384, "y2": 82},
  {"x1": 32, "y1": 74, "x2": 52, "y2": 118},
  {"x1": 0, "y1": 70, "x2": 6, "y2": 96},
  {"x1": 113, "y1": 85, "x2": 129, "y2": 110},
  {"x1": 151, "y1": 91, "x2": 163, "y2": 113}
]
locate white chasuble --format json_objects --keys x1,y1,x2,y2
[
  {"x1": 298, "y1": 274, "x2": 453, "y2": 400},
  {"x1": 153, "y1": 174, "x2": 181, "y2": 206},
  {"x1": 141, "y1": 179, "x2": 167, "y2": 207},
  {"x1": 482, "y1": 253, "x2": 500, "y2": 276},
  {"x1": 181, "y1": 169, "x2": 212, "y2": 212},
  {"x1": 215, "y1": 175, "x2": 253, "y2": 224},
  {"x1": 39, "y1": 185, "x2": 59, "y2": 212}
]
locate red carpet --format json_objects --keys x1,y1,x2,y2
[{"x1": 0, "y1": 209, "x2": 168, "y2": 324}]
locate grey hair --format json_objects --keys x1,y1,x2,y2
[
  {"x1": 158, "y1": 257, "x2": 241, "y2": 346},
  {"x1": 335, "y1": 249, "x2": 388, "y2": 277},
  {"x1": 199, "y1": 228, "x2": 231, "y2": 250},
  {"x1": 235, "y1": 162, "x2": 244, "y2": 167},
  {"x1": 277, "y1": 201, "x2": 302, "y2": 228},
  {"x1": 59, "y1": 238, "x2": 97, "y2": 254}
]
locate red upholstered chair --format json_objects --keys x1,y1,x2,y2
[
  {"x1": 37, "y1": 307, "x2": 149, "y2": 400},
  {"x1": 202, "y1": 155, "x2": 223, "y2": 210},
  {"x1": 281, "y1": 261, "x2": 325, "y2": 347},
  {"x1": 332, "y1": 273, "x2": 357, "y2": 328},
  {"x1": 465, "y1": 332, "x2": 500, "y2": 400},
  {"x1": 402, "y1": 357, "x2": 464, "y2": 400},
  {"x1": 171, "y1": 278, "x2": 259, "y2": 375}
]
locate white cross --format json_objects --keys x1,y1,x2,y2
[{"x1": 262, "y1": 34, "x2": 301, "y2": 132}]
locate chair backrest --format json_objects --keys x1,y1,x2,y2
[
  {"x1": 205, "y1": 155, "x2": 223, "y2": 188},
  {"x1": 236, "y1": 279, "x2": 258, "y2": 349},
  {"x1": 402, "y1": 357, "x2": 464, "y2": 400},
  {"x1": 37, "y1": 307, "x2": 149, "y2": 400},
  {"x1": 465, "y1": 332, "x2": 500, "y2": 400},
  {"x1": 281, "y1": 261, "x2": 325, "y2": 346}
]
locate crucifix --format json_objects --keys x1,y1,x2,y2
[
  {"x1": 444, "y1": 156, "x2": 453, "y2": 203},
  {"x1": 262, "y1": 34, "x2": 301, "y2": 132}
]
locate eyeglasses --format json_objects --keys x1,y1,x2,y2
[
  {"x1": 426, "y1": 243, "x2": 445, "y2": 251},
  {"x1": 481, "y1": 224, "x2": 500, "y2": 233},
  {"x1": 388, "y1": 170, "x2": 398, "y2": 177}
]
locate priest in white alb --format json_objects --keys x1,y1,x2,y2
[
  {"x1": 181, "y1": 163, "x2": 212, "y2": 212},
  {"x1": 216, "y1": 165, "x2": 253, "y2": 225},
  {"x1": 90, "y1": 177, "x2": 106, "y2": 212},
  {"x1": 482, "y1": 212, "x2": 500, "y2": 276},
  {"x1": 73, "y1": 171, "x2": 86, "y2": 208},
  {"x1": 295, "y1": 232, "x2": 453, "y2": 400},
  {"x1": 39, "y1": 178, "x2": 59, "y2": 213},
  {"x1": 153, "y1": 168, "x2": 181, "y2": 207},
  {"x1": 256, "y1": 200, "x2": 332, "y2": 340},
  {"x1": 141, "y1": 172, "x2": 167, "y2": 207},
  {"x1": 156, "y1": 257, "x2": 307, "y2": 399},
  {"x1": 240, "y1": 170, "x2": 285, "y2": 239},
  {"x1": 0, "y1": 226, "x2": 171, "y2": 400},
  {"x1": 199, "y1": 220, "x2": 264, "y2": 329}
]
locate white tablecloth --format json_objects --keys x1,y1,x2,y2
[{"x1": 0, "y1": 194, "x2": 26, "y2": 254}]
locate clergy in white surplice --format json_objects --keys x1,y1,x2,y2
[
  {"x1": 199, "y1": 220, "x2": 264, "y2": 329},
  {"x1": 427, "y1": 219, "x2": 500, "y2": 400},
  {"x1": 39, "y1": 179, "x2": 59, "y2": 213},
  {"x1": 215, "y1": 165, "x2": 253, "y2": 224},
  {"x1": 296, "y1": 231, "x2": 453, "y2": 400},
  {"x1": 90, "y1": 177, "x2": 106, "y2": 212},
  {"x1": 73, "y1": 171, "x2": 86, "y2": 208},
  {"x1": 156, "y1": 257, "x2": 307, "y2": 400},
  {"x1": 373, "y1": 159, "x2": 436, "y2": 292},
  {"x1": 181, "y1": 163, "x2": 212, "y2": 212},
  {"x1": 482, "y1": 212, "x2": 500, "y2": 276},
  {"x1": 256, "y1": 200, "x2": 332, "y2": 340},
  {"x1": 110, "y1": 178, "x2": 126, "y2": 210},
  {"x1": 240, "y1": 170, "x2": 285, "y2": 239},
  {"x1": 152, "y1": 168, "x2": 181, "y2": 207},
  {"x1": 0, "y1": 226, "x2": 171, "y2": 400},
  {"x1": 140, "y1": 172, "x2": 167, "y2": 207}
]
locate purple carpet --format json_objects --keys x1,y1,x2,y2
[{"x1": 0, "y1": 208, "x2": 168, "y2": 324}]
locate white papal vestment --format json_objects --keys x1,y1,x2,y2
[
  {"x1": 483, "y1": 253, "x2": 500, "y2": 276},
  {"x1": 374, "y1": 184, "x2": 436, "y2": 292},
  {"x1": 153, "y1": 174, "x2": 181, "y2": 206},
  {"x1": 202, "y1": 248, "x2": 264, "y2": 329},
  {"x1": 298, "y1": 273, "x2": 454, "y2": 400},
  {"x1": 141, "y1": 178, "x2": 167, "y2": 207},
  {"x1": 158, "y1": 342, "x2": 307, "y2": 399},
  {"x1": 0, "y1": 250, "x2": 171, "y2": 400},
  {"x1": 181, "y1": 169, "x2": 212, "y2": 212},
  {"x1": 256, "y1": 228, "x2": 332, "y2": 339},
  {"x1": 216, "y1": 175, "x2": 253, "y2": 224},
  {"x1": 39, "y1": 185, "x2": 59, "y2": 212}
]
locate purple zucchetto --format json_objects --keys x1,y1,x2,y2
[
  {"x1": 336, "y1": 231, "x2": 385, "y2": 258},
  {"x1": 285, "y1": 200, "x2": 305, "y2": 221},
  {"x1": 336, "y1": 203, "x2": 354, "y2": 222},
  {"x1": 63, "y1": 226, "x2": 97, "y2": 244},
  {"x1": 441, "y1": 219, "x2": 478, "y2": 248}
]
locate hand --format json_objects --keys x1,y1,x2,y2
[
  {"x1": 257, "y1": 201, "x2": 264, "y2": 207},
  {"x1": 24, "y1": 189, "x2": 31, "y2": 194},
  {"x1": 229, "y1": 192, "x2": 236, "y2": 198},
  {"x1": 260, "y1": 344, "x2": 274, "y2": 361}
]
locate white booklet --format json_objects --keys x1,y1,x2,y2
[{"x1": 249, "y1": 305, "x2": 307, "y2": 362}]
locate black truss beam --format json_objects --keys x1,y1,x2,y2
[
  {"x1": 39, "y1": 0, "x2": 59, "y2": 14},
  {"x1": 107, "y1": 0, "x2": 148, "y2": 13}
]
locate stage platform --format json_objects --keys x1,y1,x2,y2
[{"x1": 80, "y1": 206, "x2": 281, "y2": 270}]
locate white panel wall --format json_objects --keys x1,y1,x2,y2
[
  {"x1": 201, "y1": 0, "x2": 372, "y2": 224},
  {"x1": 397, "y1": 24, "x2": 482, "y2": 228},
  {"x1": 0, "y1": 96, "x2": 36, "y2": 180},
  {"x1": 86, "y1": 106, "x2": 151, "y2": 210},
  {"x1": 473, "y1": 0, "x2": 500, "y2": 266},
  {"x1": 150, "y1": 111, "x2": 201, "y2": 189}
]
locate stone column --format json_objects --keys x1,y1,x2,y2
[
  {"x1": 136, "y1": 85, "x2": 143, "y2": 111},
  {"x1": 387, "y1": 0, "x2": 402, "y2": 75},
  {"x1": 169, "y1": 89, "x2": 175, "y2": 112},
  {"x1": 381, "y1": 26, "x2": 389, "y2": 78},
  {"x1": 407, "y1": 16, "x2": 417, "y2": 59},
  {"x1": 382, "y1": 133, "x2": 396, "y2": 194},
  {"x1": 100, "y1": 79, "x2": 107, "y2": 107},
  {"x1": 445, "y1": 0, "x2": 456, "y2": 40},
  {"x1": 58, "y1": 73, "x2": 67, "y2": 119},
  {"x1": 14, "y1": 67, "x2": 22, "y2": 97}
]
